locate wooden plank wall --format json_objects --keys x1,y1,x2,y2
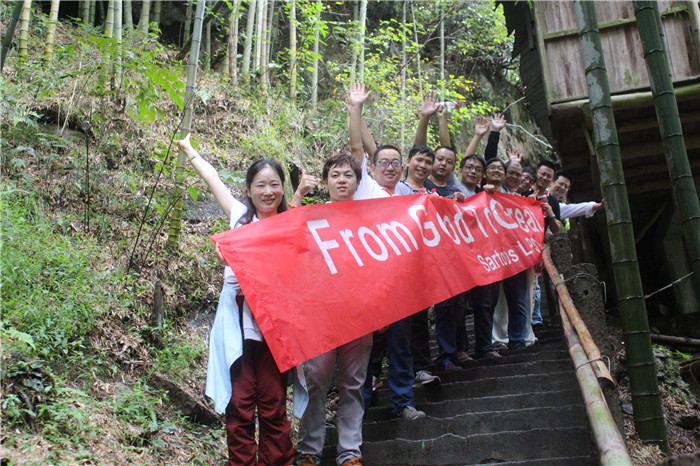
[{"x1": 535, "y1": 1, "x2": 700, "y2": 104}]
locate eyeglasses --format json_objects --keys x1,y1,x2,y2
[
  {"x1": 375, "y1": 160, "x2": 402, "y2": 170},
  {"x1": 463, "y1": 164, "x2": 483, "y2": 173}
]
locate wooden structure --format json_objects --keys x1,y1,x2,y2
[{"x1": 499, "y1": 1, "x2": 700, "y2": 314}]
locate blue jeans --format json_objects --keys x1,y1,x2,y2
[
  {"x1": 435, "y1": 295, "x2": 469, "y2": 366},
  {"x1": 363, "y1": 316, "x2": 415, "y2": 415},
  {"x1": 532, "y1": 279, "x2": 543, "y2": 325},
  {"x1": 502, "y1": 270, "x2": 529, "y2": 349},
  {"x1": 471, "y1": 283, "x2": 500, "y2": 355}
]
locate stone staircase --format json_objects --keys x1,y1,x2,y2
[{"x1": 320, "y1": 321, "x2": 597, "y2": 465}]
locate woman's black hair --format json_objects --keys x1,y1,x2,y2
[{"x1": 238, "y1": 159, "x2": 288, "y2": 226}]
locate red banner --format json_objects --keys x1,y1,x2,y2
[{"x1": 212, "y1": 192, "x2": 545, "y2": 372}]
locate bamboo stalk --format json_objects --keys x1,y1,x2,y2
[
  {"x1": 542, "y1": 247, "x2": 613, "y2": 385},
  {"x1": 559, "y1": 300, "x2": 633, "y2": 466},
  {"x1": 634, "y1": 0, "x2": 700, "y2": 294},
  {"x1": 574, "y1": 0, "x2": 668, "y2": 449}
]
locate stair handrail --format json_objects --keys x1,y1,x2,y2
[{"x1": 543, "y1": 245, "x2": 633, "y2": 466}]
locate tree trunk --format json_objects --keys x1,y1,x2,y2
[
  {"x1": 81, "y1": 0, "x2": 90, "y2": 24},
  {"x1": 152, "y1": 0, "x2": 161, "y2": 33},
  {"x1": 104, "y1": 0, "x2": 115, "y2": 38},
  {"x1": 176, "y1": 1, "x2": 228, "y2": 61},
  {"x1": 289, "y1": 0, "x2": 297, "y2": 101},
  {"x1": 266, "y1": 0, "x2": 276, "y2": 84},
  {"x1": 43, "y1": 0, "x2": 61, "y2": 66},
  {"x1": 18, "y1": 0, "x2": 32, "y2": 65},
  {"x1": 228, "y1": 0, "x2": 239, "y2": 87},
  {"x1": 88, "y1": 0, "x2": 95, "y2": 27},
  {"x1": 138, "y1": 0, "x2": 151, "y2": 38},
  {"x1": 357, "y1": 0, "x2": 367, "y2": 82},
  {"x1": 123, "y1": 0, "x2": 133, "y2": 30},
  {"x1": 260, "y1": 0, "x2": 269, "y2": 92},
  {"x1": 183, "y1": 1, "x2": 193, "y2": 44},
  {"x1": 254, "y1": 0, "x2": 264, "y2": 72},
  {"x1": 633, "y1": 1, "x2": 700, "y2": 297},
  {"x1": 410, "y1": 1, "x2": 422, "y2": 94},
  {"x1": 204, "y1": 19, "x2": 211, "y2": 70},
  {"x1": 311, "y1": 0, "x2": 320, "y2": 110},
  {"x1": 439, "y1": 1, "x2": 445, "y2": 97},
  {"x1": 166, "y1": 0, "x2": 206, "y2": 252},
  {"x1": 242, "y1": 0, "x2": 257, "y2": 79},
  {"x1": 400, "y1": 0, "x2": 407, "y2": 148},
  {"x1": 574, "y1": 0, "x2": 669, "y2": 451},
  {"x1": 113, "y1": 0, "x2": 122, "y2": 90},
  {"x1": 1, "y1": 0, "x2": 24, "y2": 72}
]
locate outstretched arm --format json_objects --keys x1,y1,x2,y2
[
  {"x1": 464, "y1": 115, "x2": 489, "y2": 156},
  {"x1": 437, "y1": 104, "x2": 451, "y2": 147},
  {"x1": 413, "y1": 90, "x2": 439, "y2": 146},
  {"x1": 347, "y1": 83, "x2": 371, "y2": 164},
  {"x1": 177, "y1": 134, "x2": 236, "y2": 220},
  {"x1": 361, "y1": 117, "x2": 377, "y2": 159}
]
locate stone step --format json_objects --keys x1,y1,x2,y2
[
  {"x1": 327, "y1": 404, "x2": 588, "y2": 443},
  {"x1": 371, "y1": 370, "x2": 579, "y2": 407},
  {"x1": 365, "y1": 388, "x2": 584, "y2": 422}
]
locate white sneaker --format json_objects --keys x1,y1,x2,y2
[
  {"x1": 414, "y1": 370, "x2": 440, "y2": 385},
  {"x1": 399, "y1": 405, "x2": 426, "y2": 420}
]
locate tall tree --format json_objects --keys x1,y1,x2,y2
[
  {"x1": 227, "y1": 0, "x2": 239, "y2": 87},
  {"x1": 104, "y1": 0, "x2": 115, "y2": 38},
  {"x1": 633, "y1": 1, "x2": 700, "y2": 294},
  {"x1": 43, "y1": 0, "x2": 61, "y2": 66},
  {"x1": 138, "y1": 0, "x2": 151, "y2": 38},
  {"x1": 113, "y1": 0, "x2": 123, "y2": 89},
  {"x1": 265, "y1": 0, "x2": 276, "y2": 85},
  {"x1": 242, "y1": 0, "x2": 257, "y2": 79},
  {"x1": 400, "y1": 0, "x2": 407, "y2": 148},
  {"x1": 166, "y1": 0, "x2": 207, "y2": 251},
  {"x1": 310, "y1": 0, "x2": 321, "y2": 110},
  {"x1": 1, "y1": 1, "x2": 24, "y2": 72},
  {"x1": 574, "y1": 0, "x2": 669, "y2": 450},
  {"x1": 254, "y1": 0, "x2": 264, "y2": 71},
  {"x1": 289, "y1": 0, "x2": 297, "y2": 101},
  {"x1": 81, "y1": 0, "x2": 89, "y2": 25},
  {"x1": 183, "y1": 1, "x2": 193, "y2": 43},
  {"x1": 152, "y1": 0, "x2": 161, "y2": 33},
  {"x1": 18, "y1": 0, "x2": 32, "y2": 66},
  {"x1": 88, "y1": 0, "x2": 95, "y2": 27},
  {"x1": 357, "y1": 0, "x2": 367, "y2": 82},
  {"x1": 123, "y1": 0, "x2": 133, "y2": 30},
  {"x1": 260, "y1": 0, "x2": 270, "y2": 92},
  {"x1": 204, "y1": 18, "x2": 211, "y2": 70}
]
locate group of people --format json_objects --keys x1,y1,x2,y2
[{"x1": 176, "y1": 83, "x2": 605, "y2": 466}]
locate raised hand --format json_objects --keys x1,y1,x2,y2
[
  {"x1": 420, "y1": 90, "x2": 439, "y2": 117},
  {"x1": 507, "y1": 148, "x2": 523, "y2": 162},
  {"x1": 297, "y1": 169, "x2": 318, "y2": 197},
  {"x1": 474, "y1": 116, "x2": 489, "y2": 136},
  {"x1": 491, "y1": 113, "x2": 507, "y2": 132},
  {"x1": 347, "y1": 82, "x2": 371, "y2": 109}
]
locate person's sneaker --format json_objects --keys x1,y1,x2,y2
[
  {"x1": 372, "y1": 376, "x2": 383, "y2": 391},
  {"x1": 297, "y1": 454, "x2": 319, "y2": 466},
  {"x1": 456, "y1": 350, "x2": 473, "y2": 363},
  {"x1": 493, "y1": 342, "x2": 508, "y2": 351},
  {"x1": 414, "y1": 370, "x2": 441, "y2": 385},
  {"x1": 399, "y1": 405, "x2": 426, "y2": 420},
  {"x1": 340, "y1": 456, "x2": 363, "y2": 466},
  {"x1": 483, "y1": 351, "x2": 502, "y2": 359}
]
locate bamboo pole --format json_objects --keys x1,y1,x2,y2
[
  {"x1": 633, "y1": 0, "x2": 700, "y2": 294},
  {"x1": 559, "y1": 297, "x2": 633, "y2": 466},
  {"x1": 542, "y1": 248, "x2": 613, "y2": 385},
  {"x1": 43, "y1": 0, "x2": 60, "y2": 65},
  {"x1": 166, "y1": 0, "x2": 206, "y2": 252},
  {"x1": 289, "y1": 0, "x2": 297, "y2": 101},
  {"x1": 574, "y1": 0, "x2": 668, "y2": 450}
]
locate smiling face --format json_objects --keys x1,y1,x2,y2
[
  {"x1": 327, "y1": 162, "x2": 359, "y2": 202},
  {"x1": 535, "y1": 165, "x2": 555, "y2": 192},
  {"x1": 407, "y1": 151, "x2": 434, "y2": 185},
  {"x1": 247, "y1": 166, "x2": 284, "y2": 219},
  {"x1": 550, "y1": 175, "x2": 571, "y2": 201},
  {"x1": 518, "y1": 171, "x2": 536, "y2": 194},
  {"x1": 460, "y1": 158, "x2": 484, "y2": 190},
  {"x1": 504, "y1": 162, "x2": 523, "y2": 192},
  {"x1": 432, "y1": 148, "x2": 456, "y2": 182},
  {"x1": 485, "y1": 160, "x2": 505, "y2": 186},
  {"x1": 371, "y1": 147, "x2": 402, "y2": 190}
]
